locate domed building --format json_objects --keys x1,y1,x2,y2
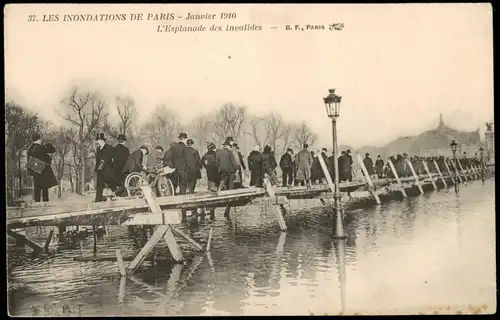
[{"x1": 412, "y1": 114, "x2": 481, "y2": 157}]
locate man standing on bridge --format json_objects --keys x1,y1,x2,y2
[
  {"x1": 112, "y1": 134, "x2": 130, "y2": 196},
  {"x1": 94, "y1": 133, "x2": 115, "y2": 202}
]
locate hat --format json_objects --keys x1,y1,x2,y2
[
  {"x1": 155, "y1": 145, "x2": 164, "y2": 151},
  {"x1": 95, "y1": 133, "x2": 106, "y2": 141},
  {"x1": 264, "y1": 145, "x2": 271, "y2": 152},
  {"x1": 140, "y1": 145, "x2": 149, "y2": 154},
  {"x1": 232, "y1": 143, "x2": 238, "y2": 148},
  {"x1": 322, "y1": 148, "x2": 327, "y2": 152},
  {"x1": 346, "y1": 149, "x2": 351, "y2": 154},
  {"x1": 178, "y1": 132, "x2": 188, "y2": 140},
  {"x1": 117, "y1": 133, "x2": 127, "y2": 141},
  {"x1": 287, "y1": 148, "x2": 293, "y2": 153},
  {"x1": 403, "y1": 153, "x2": 408, "y2": 157},
  {"x1": 365, "y1": 153, "x2": 370, "y2": 157},
  {"x1": 341, "y1": 151, "x2": 346, "y2": 155},
  {"x1": 187, "y1": 138, "x2": 194, "y2": 145},
  {"x1": 226, "y1": 136, "x2": 234, "y2": 142},
  {"x1": 44, "y1": 143, "x2": 56, "y2": 154},
  {"x1": 223, "y1": 139, "x2": 232, "y2": 146},
  {"x1": 32, "y1": 133, "x2": 41, "y2": 142},
  {"x1": 377, "y1": 155, "x2": 381, "y2": 157},
  {"x1": 207, "y1": 142, "x2": 216, "y2": 149},
  {"x1": 303, "y1": 143, "x2": 308, "y2": 149}
]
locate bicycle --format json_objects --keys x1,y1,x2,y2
[{"x1": 124, "y1": 166, "x2": 176, "y2": 197}]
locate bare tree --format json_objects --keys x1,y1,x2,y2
[
  {"x1": 245, "y1": 116, "x2": 270, "y2": 148},
  {"x1": 46, "y1": 127, "x2": 73, "y2": 198},
  {"x1": 212, "y1": 103, "x2": 247, "y2": 142},
  {"x1": 59, "y1": 87, "x2": 108, "y2": 194},
  {"x1": 292, "y1": 122, "x2": 318, "y2": 150},
  {"x1": 5, "y1": 102, "x2": 44, "y2": 200},
  {"x1": 140, "y1": 105, "x2": 183, "y2": 148},
  {"x1": 264, "y1": 113, "x2": 288, "y2": 153},
  {"x1": 187, "y1": 115, "x2": 218, "y2": 153}
]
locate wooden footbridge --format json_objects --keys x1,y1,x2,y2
[{"x1": 7, "y1": 154, "x2": 491, "y2": 277}]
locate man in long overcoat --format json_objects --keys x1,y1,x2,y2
[
  {"x1": 187, "y1": 139, "x2": 203, "y2": 193},
  {"x1": 375, "y1": 155, "x2": 384, "y2": 179},
  {"x1": 363, "y1": 153, "x2": 375, "y2": 178},
  {"x1": 279, "y1": 148, "x2": 294, "y2": 187},
  {"x1": 295, "y1": 144, "x2": 313, "y2": 187},
  {"x1": 94, "y1": 133, "x2": 115, "y2": 202},
  {"x1": 248, "y1": 145, "x2": 263, "y2": 188},
  {"x1": 166, "y1": 133, "x2": 196, "y2": 195},
  {"x1": 112, "y1": 134, "x2": 130, "y2": 196},
  {"x1": 216, "y1": 139, "x2": 238, "y2": 191}
]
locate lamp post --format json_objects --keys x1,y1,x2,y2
[
  {"x1": 323, "y1": 89, "x2": 346, "y2": 239},
  {"x1": 450, "y1": 140, "x2": 459, "y2": 193}
]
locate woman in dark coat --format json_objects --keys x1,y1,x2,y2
[
  {"x1": 261, "y1": 145, "x2": 278, "y2": 185},
  {"x1": 201, "y1": 142, "x2": 219, "y2": 191},
  {"x1": 248, "y1": 145, "x2": 264, "y2": 187}
]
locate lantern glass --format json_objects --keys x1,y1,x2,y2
[
  {"x1": 450, "y1": 140, "x2": 458, "y2": 153},
  {"x1": 323, "y1": 89, "x2": 342, "y2": 118}
]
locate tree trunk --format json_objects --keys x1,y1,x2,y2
[{"x1": 80, "y1": 146, "x2": 85, "y2": 195}]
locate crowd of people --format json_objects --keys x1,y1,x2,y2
[{"x1": 25, "y1": 130, "x2": 486, "y2": 203}]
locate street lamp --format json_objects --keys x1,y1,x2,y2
[
  {"x1": 450, "y1": 140, "x2": 459, "y2": 193},
  {"x1": 479, "y1": 146, "x2": 485, "y2": 183},
  {"x1": 323, "y1": 89, "x2": 345, "y2": 239}
]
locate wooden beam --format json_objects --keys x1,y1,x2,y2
[
  {"x1": 7, "y1": 229, "x2": 44, "y2": 253},
  {"x1": 141, "y1": 185, "x2": 184, "y2": 263},
  {"x1": 387, "y1": 159, "x2": 407, "y2": 198},
  {"x1": 421, "y1": 160, "x2": 437, "y2": 190},
  {"x1": 120, "y1": 210, "x2": 182, "y2": 226},
  {"x1": 356, "y1": 152, "x2": 381, "y2": 204},
  {"x1": 443, "y1": 159, "x2": 456, "y2": 184},
  {"x1": 457, "y1": 160, "x2": 470, "y2": 181},
  {"x1": 171, "y1": 226, "x2": 203, "y2": 252},
  {"x1": 206, "y1": 228, "x2": 213, "y2": 252},
  {"x1": 433, "y1": 160, "x2": 447, "y2": 187},
  {"x1": 450, "y1": 159, "x2": 463, "y2": 183},
  {"x1": 127, "y1": 225, "x2": 169, "y2": 273},
  {"x1": 406, "y1": 159, "x2": 423, "y2": 194},
  {"x1": 44, "y1": 230, "x2": 53, "y2": 253},
  {"x1": 116, "y1": 249, "x2": 127, "y2": 277},
  {"x1": 264, "y1": 175, "x2": 287, "y2": 232},
  {"x1": 317, "y1": 151, "x2": 338, "y2": 195}
]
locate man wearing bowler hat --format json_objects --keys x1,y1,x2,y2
[
  {"x1": 113, "y1": 133, "x2": 130, "y2": 196},
  {"x1": 94, "y1": 133, "x2": 115, "y2": 202},
  {"x1": 167, "y1": 132, "x2": 196, "y2": 195}
]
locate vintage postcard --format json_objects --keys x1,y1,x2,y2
[{"x1": 5, "y1": 3, "x2": 495, "y2": 316}]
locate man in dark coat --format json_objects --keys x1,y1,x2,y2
[
  {"x1": 375, "y1": 155, "x2": 384, "y2": 179},
  {"x1": 112, "y1": 134, "x2": 130, "y2": 196},
  {"x1": 310, "y1": 151, "x2": 320, "y2": 184},
  {"x1": 187, "y1": 139, "x2": 203, "y2": 193},
  {"x1": 162, "y1": 142, "x2": 178, "y2": 193},
  {"x1": 262, "y1": 145, "x2": 278, "y2": 185},
  {"x1": 363, "y1": 153, "x2": 375, "y2": 179},
  {"x1": 216, "y1": 139, "x2": 238, "y2": 190},
  {"x1": 248, "y1": 145, "x2": 264, "y2": 188},
  {"x1": 165, "y1": 133, "x2": 196, "y2": 195},
  {"x1": 94, "y1": 133, "x2": 115, "y2": 202},
  {"x1": 345, "y1": 149, "x2": 354, "y2": 182},
  {"x1": 279, "y1": 148, "x2": 294, "y2": 187},
  {"x1": 202, "y1": 142, "x2": 219, "y2": 191},
  {"x1": 338, "y1": 151, "x2": 347, "y2": 182}
]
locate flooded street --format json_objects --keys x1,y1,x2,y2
[{"x1": 8, "y1": 179, "x2": 496, "y2": 316}]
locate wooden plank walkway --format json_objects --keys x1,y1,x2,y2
[{"x1": 5, "y1": 169, "x2": 481, "y2": 230}]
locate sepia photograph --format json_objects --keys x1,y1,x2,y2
[{"x1": 5, "y1": 3, "x2": 495, "y2": 316}]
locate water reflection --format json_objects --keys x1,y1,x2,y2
[{"x1": 8, "y1": 180, "x2": 496, "y2": 316}]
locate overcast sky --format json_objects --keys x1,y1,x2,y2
[{"x1": 4, "y1": 3, "x2": 493, "y2": 148}]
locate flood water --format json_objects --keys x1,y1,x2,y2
[{"x1": 8, "y1": 179, "x2": 496, "y2": 316}]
